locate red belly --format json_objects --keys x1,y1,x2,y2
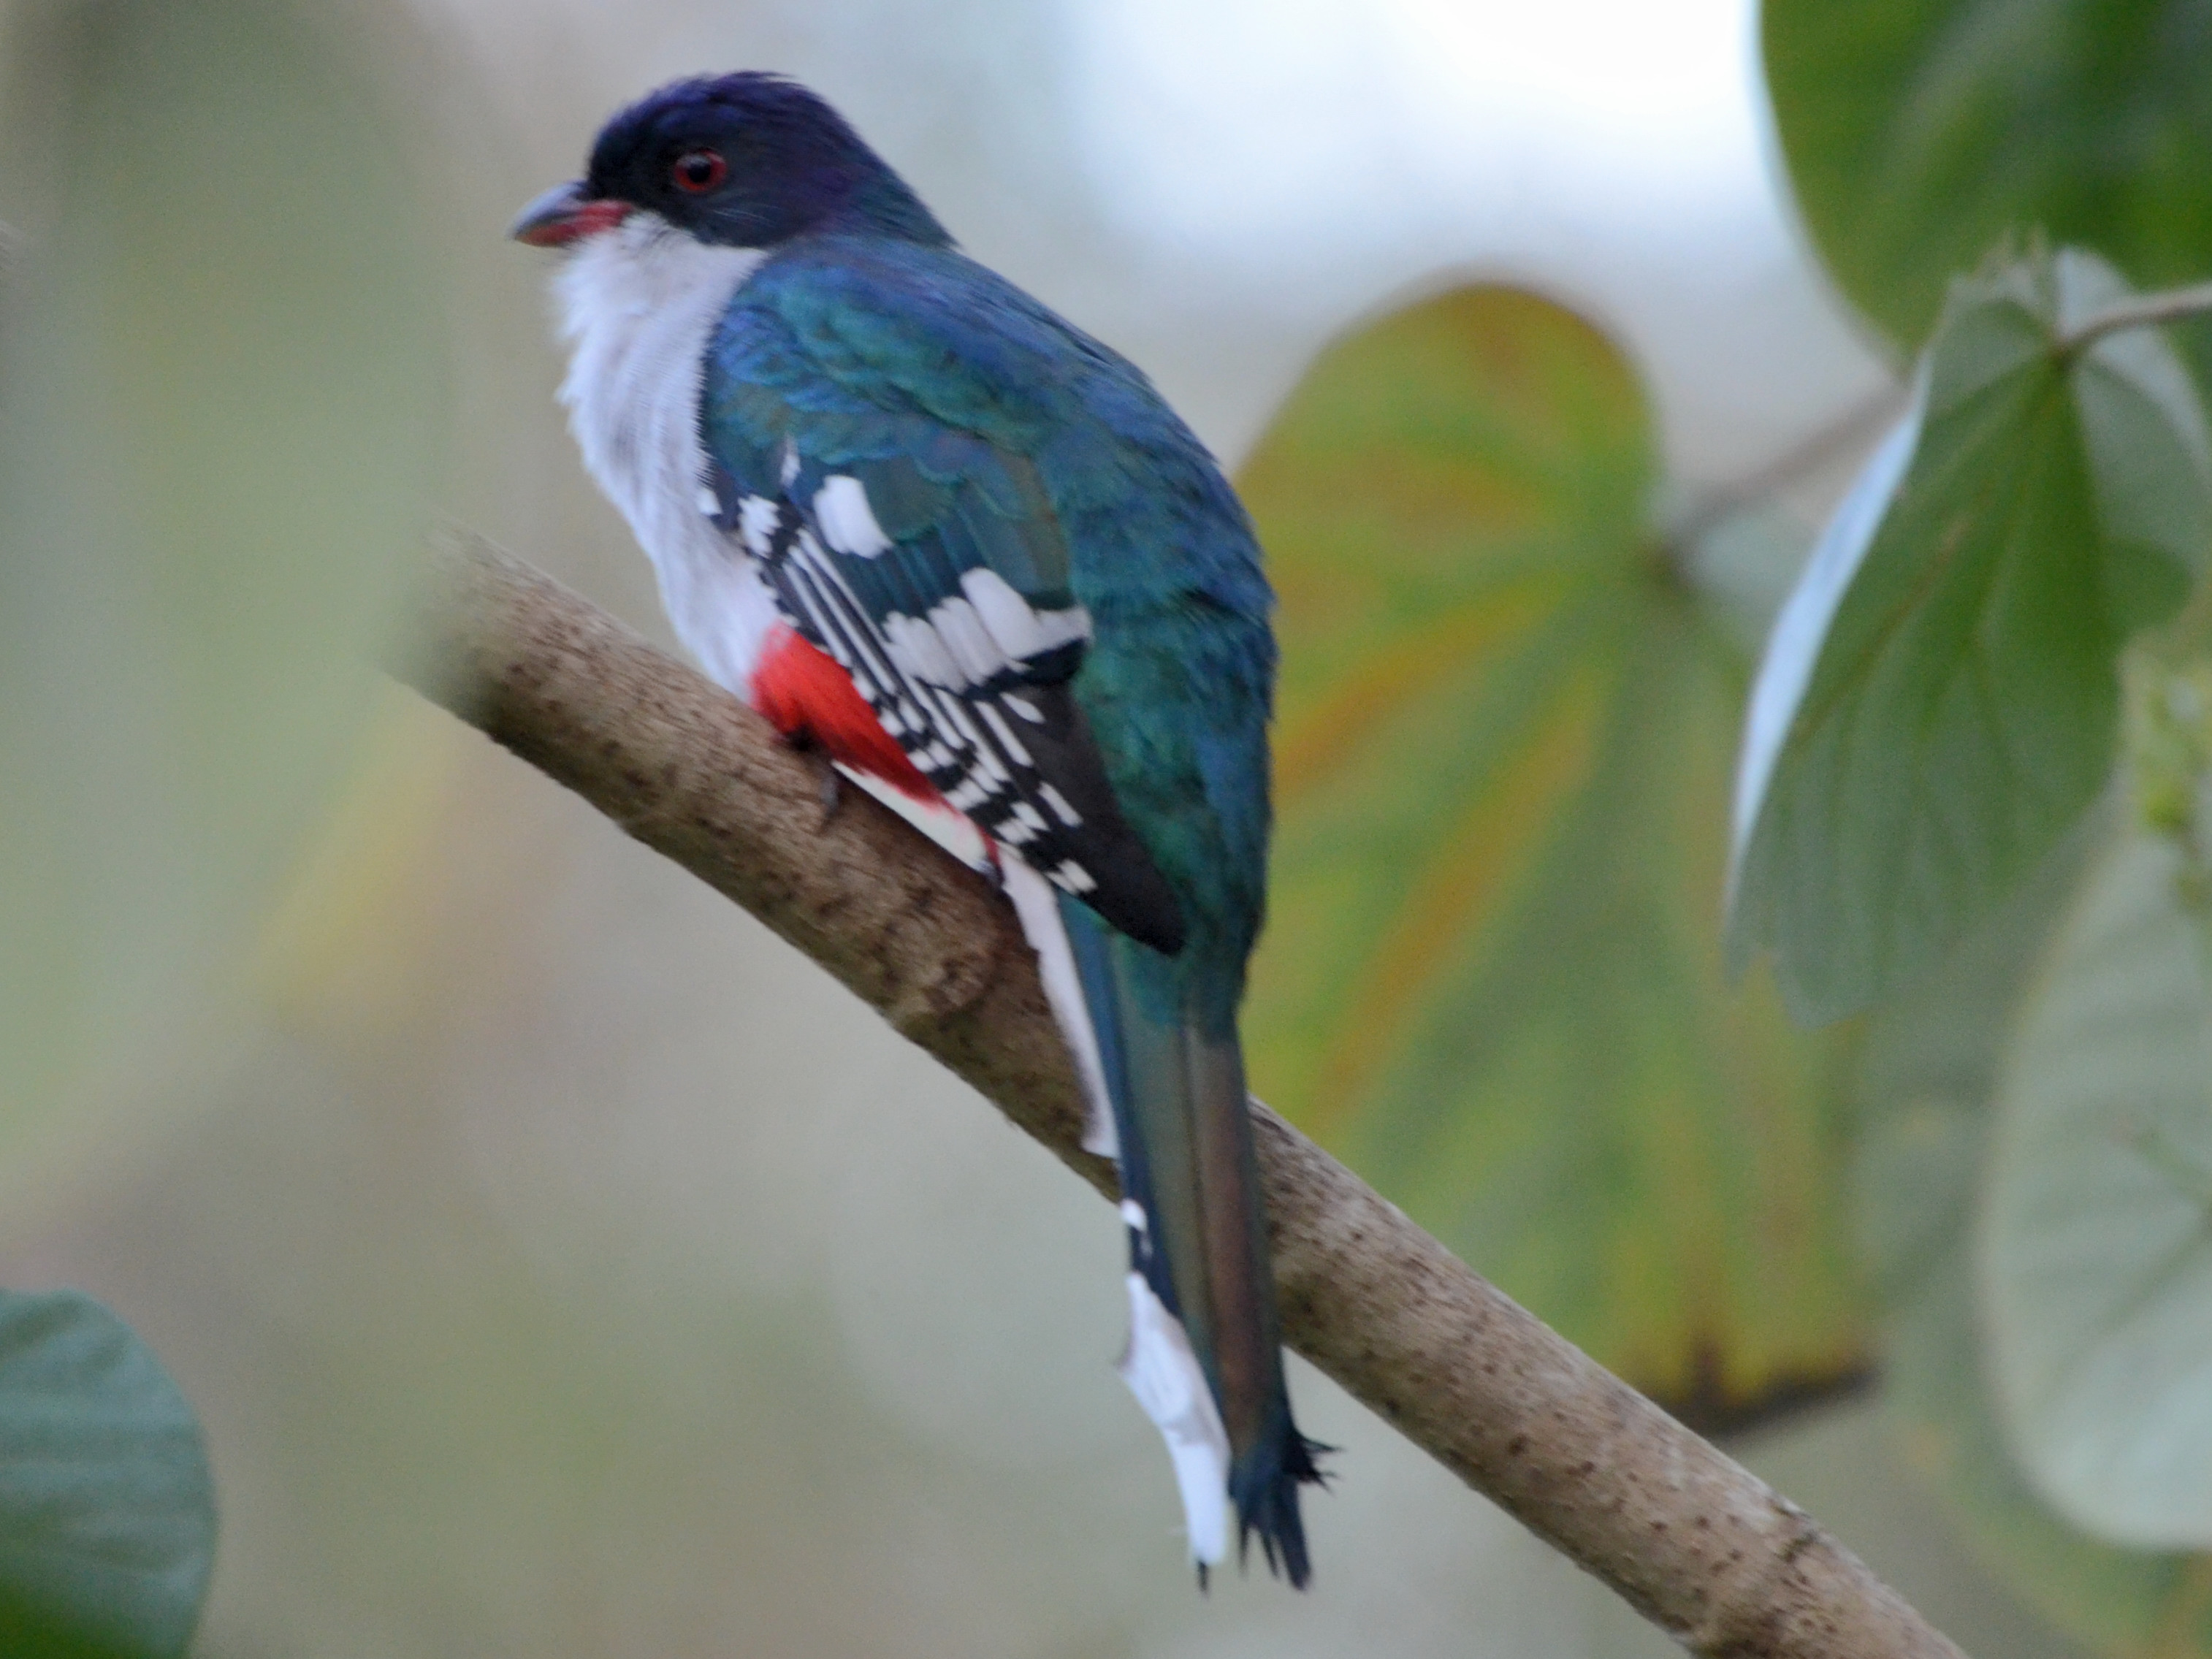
[{"x1": 751, "y1": 625, "x2": 937, "y2": 801}]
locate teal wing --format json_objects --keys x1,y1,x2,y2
[{"x1": 699, "y1": 246, "x2": 1186, "y2": 951}]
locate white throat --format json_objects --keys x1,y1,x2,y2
[{"x1": 551, "y1": 213, "x2": 779, "y2": 693}]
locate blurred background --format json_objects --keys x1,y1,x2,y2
[{"x1": 0, "y1": 0, "x2": 2154, "y2": 1652}]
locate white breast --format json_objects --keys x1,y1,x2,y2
[{"x1": 552, "y1": 214, "x2": 782, "y2": 695}]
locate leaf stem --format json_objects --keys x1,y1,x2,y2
[
  {"x1": 1670, "y1": 385, "x2": 1908, "y2": 551},
  {"x1": 2061, "y1": 280, "x2": 2212, "y2": 356}
]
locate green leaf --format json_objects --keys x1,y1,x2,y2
[
  {"x1": 1831, "y1": 796, "x2": 2212, "y2": 1654},
  {"x1": 0, "y1": 2, "x2": 443, "y2": 1146},
  {"x1": 0, "y1": 1292, "x2": 215, "y2": 1658},
  {"x1": 1887, "y1": 1240, "x2": 2212, "y2": 1658},
  {"x1": 1728, "y1": 247, "x2": 2211, "y2": 1025},
  {"x1": 1239, "y1": 286, "x2": 1868, "y2": 1428},
  {"x1": 1762, "y1": 0, "x2": 2212, "y2": 354},
  {"x1": 1982, "y1": 825, "x2": 2212, "y2": 1549},
  {"x1": 1849, "y1": 812, "x2": 2097, "y2": 1312},
  {"x1": 1857, "y1": 819, "x2": 2212, "y2": 1655}
]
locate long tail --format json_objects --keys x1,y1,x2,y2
[{"x1": 1003, "y1": 858, "x2": 1324, "y2": 1584}]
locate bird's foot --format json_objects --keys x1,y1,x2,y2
[
  {"x1": 810, "y1": 752, "x2": 842, "y2": 828},
  {"x1": 778, "y1": 731, "x2": 843, "y2": 829}
]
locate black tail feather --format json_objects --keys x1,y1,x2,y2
[{"x1": 1231, "y1": 1422, "x2": 1332, "y2": 1588}]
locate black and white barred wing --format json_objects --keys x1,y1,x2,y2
[{"x1": 706, "y1": 451, "x2": 1186, "y2": 958}]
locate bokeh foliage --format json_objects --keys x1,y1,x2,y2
[
  {"x1": 0, "y1": 0, "x2": 443, "y2": 1149},
  {"x1": 0, "y1": 9, "x2": 440, "y2": 1641},
  {"x1": 1763, "y1": 0, "x2": 2212, "y2": 356},
  {"x1": 1240, "y1": 287, "x2": 1867, "y2": 1428},
  {"x1": 1983, "y1": 828, "x2": 2212, "y2": 1552}
]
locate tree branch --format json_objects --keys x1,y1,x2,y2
[{"x1": 389, "y1": 530, "x2": 1967, "y2": 1659}]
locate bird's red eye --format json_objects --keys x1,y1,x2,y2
[{"x1": 671, "y1": 149, "x2": 727, "y2": 194}]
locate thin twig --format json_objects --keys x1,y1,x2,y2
[
  {"x1": 1671, "y1": 384, "x2": 1910, "y2": 551},
  {"x1": 2062, "y1": 279, "x2": 2212, "y2": 356},
  {"x1": 1677, "y1": 276, "x2": 2212, "y2": 554},
  {"x1": 389, "y1": 530, "x2": 1969, "y2": 1659}
]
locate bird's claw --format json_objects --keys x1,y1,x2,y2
[{"x1": 776, "y1": 731, "x2": 842, "y2": 828}]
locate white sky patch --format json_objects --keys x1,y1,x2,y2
[
  {"x1": 1050, "y1": 0, "x2": 1896, "y2": 486},
  {"x1": 1066, "y1": 0, "x2": 1767, "y2": 268}
]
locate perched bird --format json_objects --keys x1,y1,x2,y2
[{"x1": 514, "y1": 72, "x2": 1324, "y2": 1584}]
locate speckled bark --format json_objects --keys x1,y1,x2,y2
[{"x1": 392, "y1": 532, "x2": 1966, "y2": 1659}]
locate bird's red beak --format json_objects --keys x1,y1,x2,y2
[{"x1": 510, "y1": 180, "x2": 632, "y2": 248}]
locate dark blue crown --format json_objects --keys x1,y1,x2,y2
[{"x1": 584, "y1": 73, "x2": 950, "y2": 249}]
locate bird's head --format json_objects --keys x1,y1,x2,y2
[{"x1": 511, "y1": 73, "x2": 948, "y2": 253}]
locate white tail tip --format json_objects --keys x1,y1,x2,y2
[{"x1": 1117, "y1": 1272, "x2": 1231, "y2": 1566}]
